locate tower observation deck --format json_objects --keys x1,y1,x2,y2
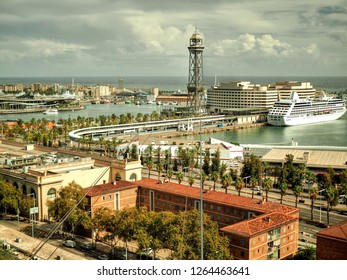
[{"x1": 187, "y1": 29, "x2": 206, "y2": 115}]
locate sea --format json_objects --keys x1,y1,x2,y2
[{"x1": 0, "y1": 76, "x2": 346, "y2": 147}]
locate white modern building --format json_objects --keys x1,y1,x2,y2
[
  {"x1": 268, "y1": 81, "x2": 317, "y2": 100},
  {"x1": 207, "y1": 81, "x2": 278, "y2": 114}
]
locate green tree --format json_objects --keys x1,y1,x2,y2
[
  {"x1": 221, "y1": 174, "x2": 233, "y2": 194},
  {"x1": 234, "y1": 177, "x2": 244, "y2": 196},
  {"x1": 202, "y1": 148, "x2": 211, "y2": 176},
  {"x1": 147, "y1": 159, "x2": 154, "y2": 178},
  {"x1": 0, "y1": 180, "x2": 21, "y2": 214},
  {"x1": 188, "y1": 176, "x2": 195, "y2": 187},
  {"x1": 293, "y1": 246, "x2": 316, "y2": 260},
  {"x1": 170, "y1": 210, "x2": 232, "y2": 260},
  {"x1": 47, "y1": 181, "x2": 91, "y2": 235},
  {"x1": 292, "y1": 185, "x2": 303, "y2": 208},
  {"x1": 309, "y1": 187, "x2": 318, "y2": 221},
  {"x1": 130, "y1": 144, "x2": 138, "y2": 160},
  {"x1": 250, "y1": 177, "x2": 258, "y2": 199},
  {"x1": 210, "y1": 148, "x2": 220, "y2": 174},
  {"x1": 211, "y1": 171, "x2": 219, "y2": 191},
  {"x1": 262, "y1": 177, "x2": 273, "y2": 202},
  {"x1": 278, "y1": 181, "x2": 288, "y2": 204},
  {"x1": 176, "y1": 172, "x2": 184, "y2": 184}
]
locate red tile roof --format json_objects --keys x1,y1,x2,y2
[
  {"x1": 136, "y1": 178, "x2": 299, "y2": 216},
  {"x1": 220, "y1": 212, "x2": 298, "y2": 237},
  {"x1": 317, "y1": 218, "x2": 347, "y2": 241},
  {"x1": 83, "y1": 180, "x2": 137, "y2": 197}
]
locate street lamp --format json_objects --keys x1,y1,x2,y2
[
  {"x1": 318, "y1": 190, "x2": 324, "y2": 223},
  {"x1": 27, "y1": 193, "x2": 36, "y2": 238}
]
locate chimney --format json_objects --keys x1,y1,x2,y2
[{"x1": 103, "y1": 180, "x2": 106, "y2": 184}]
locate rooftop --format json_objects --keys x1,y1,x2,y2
[
  {"x1": 317, "y1": 218, "x2": 347, "y2": 242},
  {"x1": 136, "y1": 178, "x2": 298, "y2": 216},
  {"x1": 262, "y1": 148, "x2": 347, "y2": 169},
  {"x1": 83, "y1": 180, "x2": 137, "y2": 197},
  {"x1": 220, "y1": 212, "x2": 298, "y2": 237}
]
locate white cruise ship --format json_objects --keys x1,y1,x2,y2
[{"x1": 267, "y1": 92, "x2": 346, "y2": 126}]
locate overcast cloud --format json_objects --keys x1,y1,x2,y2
[{"x1": 0, "y1": 0, "x2": 346, "y2": 77}]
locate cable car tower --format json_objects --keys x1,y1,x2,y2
[{"x1": 187, "y1": 28, "x2": 206, "y2": 115}]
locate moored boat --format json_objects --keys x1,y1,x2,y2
[{"x1": 267, "y1": 92, "x2": 346, "y2": 126}]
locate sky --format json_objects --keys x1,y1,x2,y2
[{"x1": 0, "y1": 0, "x2": 346, "y2": 77}]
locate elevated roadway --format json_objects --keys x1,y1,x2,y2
[{"x1": 69, "y1": 115, "x2": 226, "y2": 141}]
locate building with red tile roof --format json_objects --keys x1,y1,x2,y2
[
  {"x1": 83, "y1": 177, "x2": 299, "y2": 260},
  {"x1": 316, "y1": 219, "x2": 347, "y2": 260},
  {"x1": 83, "y1": 180, "x2": 138, "y2": 214},
  {"x1": 135, "y1": 178, "x2": 299, "y2": 260}
]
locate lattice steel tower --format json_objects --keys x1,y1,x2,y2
[{"x1": 187, "y1": 29, "x2": 205, "y2": 115}]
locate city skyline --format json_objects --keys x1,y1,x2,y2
[{"x1": 1, "y1": 0, "x2": 346, "y2": 77}]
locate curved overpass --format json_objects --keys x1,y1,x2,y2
[{"x1": 69, "y1": 115, "x2": 226, "y2": 141}]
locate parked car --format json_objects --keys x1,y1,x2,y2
[
  {"x1": 63, "y1": 240, "x2": 76, "y2": 248},
  {"x1": 80, "y1": 243, "x2": 92, "y2": 250},
  {"x1": 97, "y1": 254, "x2": 109, "y2": 260}
]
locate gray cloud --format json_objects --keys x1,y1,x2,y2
[{"x1": 0, "y1": 0, "x2": 346, "y2": 77}]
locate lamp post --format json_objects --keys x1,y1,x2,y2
[
  {"x1": 318, "y1": 189, "x2": 326, "y2": 223},
  {"x1": 27, "y1": 193, "x2": 36, "y2": 238}
]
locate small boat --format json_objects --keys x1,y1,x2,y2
[{"x1": 43, "y1": 108, "x2": 58, "y2": 115}]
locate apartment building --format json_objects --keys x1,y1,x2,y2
[{"x1": 221, "y1": 212, "x2": 298, "y2": 260}]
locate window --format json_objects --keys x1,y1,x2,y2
[
  {"x1": 47, "y1": 188, "x2": 56, "y2": 199},
  {"x1": 114, "y1": 192, "x2": 120, "y2": 211},
  {"x1": 150, "y1": 191, "x2": 155, "y2": 211},
  {"x1": 102, "y1": 196, "x2": 105, "y2": 201}
]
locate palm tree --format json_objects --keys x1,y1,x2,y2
[
  {"x1": 278, "y1": 182, "x2": 288, "y2": 204},
  {"x1": 176, "y1": 172, "x2": 184, "y2": 184},
  {"x1": 250, "y1": 177, "x2": 258, "y2": 199},
  {"x1": 211, "y1": 171, "x2": 219, "y2": 191},
  {"x1": 166, "y1": 169, "x2": 173, "y2": 182},
  {"x1": 147, "y1": 160, "x2": 154, "y2": 178},
  {"x1": 234, "y1": 177, "x2": 244, "y2": 196},
  {"x1": 188, "y1": 176, "x2": 195, "y2": 187},
  {"x1": 262, "y1": 177, "x2": 273, "y2": 202},
  {"x1": 292, "y1": 185, "x2": 303, "y2": 208},
  {"x1": 201, "y1": 171, "x2": 207, "y2": 189},
  {"x1": 309, "y1": 187, "x2": 318, "y2": 220},
  {"x1": 156, "y1": 163, "x2": 164, "y2": 180},
  {"x1": 221, "y1": 174, "x2": 233, "y2": 194},
  {"x1": 324, "y1": 186, "x2": 338, "y2": 226}
]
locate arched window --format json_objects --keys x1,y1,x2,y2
[
  {"x1": 47, "y1": 188, "x2": 56, "y2": 199},
  {"x1": 129, "y1": 173, "x2": 137, "y2": 182},
  {"x1": 13, "y1": 182, "x2": 19, "y2": 189},
  {"x1": 22, "y1": 185, "x2": 27, "y2": 195}
]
